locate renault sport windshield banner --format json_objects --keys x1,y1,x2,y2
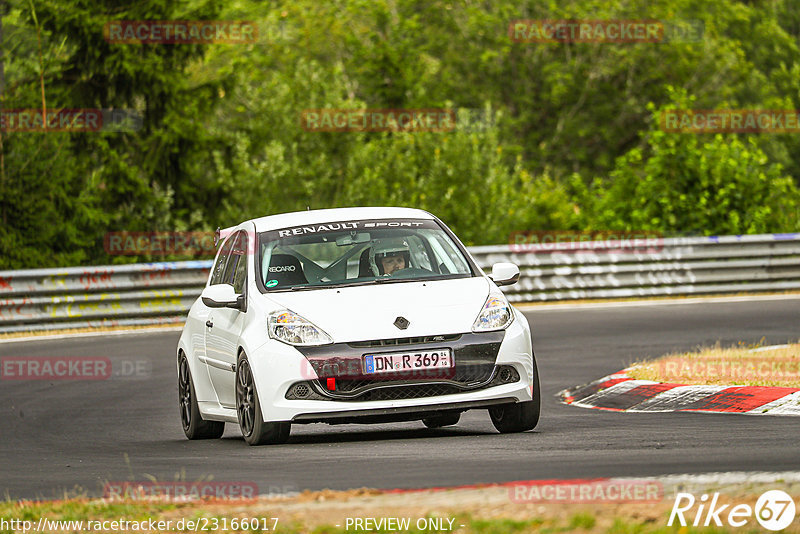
[{"x1": 259, "y1": 219, "x2": 442, "y2": 242}]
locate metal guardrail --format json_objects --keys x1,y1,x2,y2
[
  {"x1": 470, "y1": 233, "x2": 800, "y2": 303},
  {"x1": 1, "y1": 234, "x2": 798, "y2": 333},
  {"x1": 0, "y1": 261, "x2": 211, "y2": 333}
]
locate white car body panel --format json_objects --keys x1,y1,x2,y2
[{"x1": 265, "y1": 277, "x2": 491, "y2": 342}]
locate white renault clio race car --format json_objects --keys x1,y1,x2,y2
[{"x1": 177, "y1": 207, "x2": 539, "y2": 445}]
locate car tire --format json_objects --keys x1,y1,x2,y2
[
  {"x1": 422, "y1": 413, "x2": 461, "y2": 428},
  {"x1": 236, "y1": 352, "x2": 290, "y2": 446},
  {"x1": 178, "y1": 352, "x2": 225, "y2": 440},
  {"x1": 488, "y1": 358, "x2": 541, "y2": 433}
]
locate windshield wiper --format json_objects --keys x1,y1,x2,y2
[
  {"x1": 288, "y1": 285, "x2": 321, "y2": 291},
  {"x1": 277, "y1": 276, "x2": 449, "y2": 291},
  {"x1": 372, "y1": 277, "x2": 408, "y2": 284},
  {"x1": 373, "y1": 276, "x2": 443, "y2": 284},
  {"x1": 287, "y1": 280, "x2": 374, "y2": 291}
]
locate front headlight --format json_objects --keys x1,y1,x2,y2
[
  {"x1": 268, "y1": 310, "x2": 333, "y2": 346},
  {"x1": 472, "y1": 293, "x2": 514, "y2": 332}
]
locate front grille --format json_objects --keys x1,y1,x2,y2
[
  {"x1": 334, "y1": 379, "x2": 379, "y2": 393},
  {"x1": 298, "y1": 332, "x2": 504, "y2": 383},
  {"x1": 348, "y1": 334, "x2": 461, "y2": 348},
  {"x1": 329, "y1": 363, "x2": 494, "y2": 394},
  {"x1": 356, "y1": 383, "x2": 462, "y2": 401},
  {"x1": 331, "y1": 375, "x2": 453, "y2": 394},
  {"x1": 290, "y1": 331, "x2": 507, "y2": 401},
  {"x1": 284, "y1": 365, "x2": 521, "y2": 402}
]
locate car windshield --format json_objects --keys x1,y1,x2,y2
[{"x1": 258, "y1": 218, "x2": 475, "y2": 291}]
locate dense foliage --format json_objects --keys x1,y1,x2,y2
[{"x1": 2, "y1": 0, "x2": 799, "y2": 268}]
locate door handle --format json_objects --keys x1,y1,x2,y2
[{"x1": 205, "y1": 320, "x2": 214, "y2": 328}]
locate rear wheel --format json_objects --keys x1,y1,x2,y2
[
  {"x1": 422, "y1": 413, "x2": 461, "y2": 428},
  {"x1": 236, "y1": 353, "x2": 290, "y2": 446},
  {"x1": 178, "y1": 353, "x2": 224, "y2": 439},
  {"x1": 489, "y1": 359, "x2": 540, "y2": 433}
]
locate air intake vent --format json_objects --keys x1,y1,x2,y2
[{"x1": 349, "y1": 334, "x2": 461, "y2": 348}]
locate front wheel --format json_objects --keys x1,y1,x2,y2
[
  {"x1": 236, "y1": 353, "x2": 290, "y2": 446},
  {"x1": 489, "y1": 359, "x2": 540, "y2": 433},
  {"x1": 178, "y1": 353, "x2": 224, "y2": 440}
]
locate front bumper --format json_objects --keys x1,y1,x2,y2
[
  {"x1": 248, "y1": 307, "x2": 534, "y2": 423},
  {"x1": 291, "y1": 396, "x2": 519, "y2": 424}
]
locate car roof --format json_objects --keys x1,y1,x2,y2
[{"x1": 244, "y1": 207, "x2": 435, "y2": 233}]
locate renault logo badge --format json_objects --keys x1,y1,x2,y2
[{"x1": 393, "y1": 316, "x2": 410, "y2": 330}]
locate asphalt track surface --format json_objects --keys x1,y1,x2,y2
[{"x1": 1, "y1": 297, "x2": 799, "y2": 500}]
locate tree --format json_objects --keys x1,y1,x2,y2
[{"x1": 586, "y1": 92, "x2": 800, "y2": 234}]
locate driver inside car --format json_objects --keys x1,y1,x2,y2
[{"x1": 371, "y1": 238, "x2": 412, "y2": 276}]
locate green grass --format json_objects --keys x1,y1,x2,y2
[
  {"x1": 0, "y1": 500, "x2": 180, "y2": 520},
  {"x1": 627, "y1": 341, "x2": 800, "y2": 387},
  {"x1": 569, "y1": 512, "x2": 597, "y2": 530}
]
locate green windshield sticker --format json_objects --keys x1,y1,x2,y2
[{"x1": 266, "y1": 279, "x2": 278, "y2": 288}]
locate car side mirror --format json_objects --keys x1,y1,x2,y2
[
  {"x1": 201, "y1": 284, "x2": 242, "y2": 310},
  {"x1": 489, "y1": 262, "x2": 520, "y2": 287}
]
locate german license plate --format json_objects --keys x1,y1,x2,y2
[{"x1": 363, "y1": 349, "x2": 453, "y2": 374}]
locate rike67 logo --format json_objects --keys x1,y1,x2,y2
[{"x1": 669, "y1": 490, "x2": 796, "y2": 531}]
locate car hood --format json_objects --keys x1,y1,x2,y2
[{"x1": 264, "y1": 276, "x2": 491, "y2": 342}]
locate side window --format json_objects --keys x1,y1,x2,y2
[
  {"x1": 232, "y1": 232, "x2": 248, "y2": 294},
  {"x1": 429, "y1": 233, "x2": 469, "y2": 274},
  {"x1": 407, "y1": 235, "x2": 432, "y2": 271},
  {"x1": 210, "y1": 235, "x2": 235, "y2": 285},
  {"x1": 221, "y1": 231, "x2": 246, "y2": 291}
]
